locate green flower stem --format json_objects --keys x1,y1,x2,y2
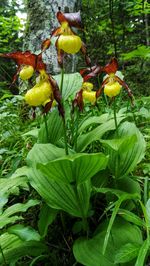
[
  {"x1": 74, "y1": 109, "x2": 79, "y2": 152},
  {"x1": 60, "y1": 66, "x2": 68, "y2": 155},
  {"x1": 97, "y1": 74, "x2": 108, "y2": 107},
  {"x1": 60, "y1": 67, "x2": 64, "y2": 93},
  {"x1": 113, "y1": 97, "x2": 118, "y2": 137},
  {"x1": 63, "y1": 118, "x2": 69, "y2": 155},
  {"x1": 43, "y1": 113, "x2": 48, "y2": 142},
  {"x1": 144, "y1": 176, "x2": 149, "y2": 205}
]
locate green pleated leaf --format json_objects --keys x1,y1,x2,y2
[
  {"x1": 118, "y1": 209, "x2": 145, "y2": 227},
  {"x1": 37, "y1": 152, "x2": 108, "y2": 184},
  {"x1": 146, "y1": 199, "x2": 150, "y2": 226},
  {"x1": 102, "y1": 193, "x2": 139, "y2": 255},
  {"x1": 93, "y1": 187, "x2": 125, "y2": 197},
  {"x1": 38, "y1": 204, "x2": 57, "y2": 238},
  {"x1": 76, "y1": 180, "x2": 91, "y2": 218},
  {"x1": 77, "y1": 116, "x2": 125, "y2": 152},
  {"x1": 0, "y1": 199, "x2": 40, "y2": 229},
  {"x1": 100, "y1": 135, "x2": 137, "y2": 151},
  {"x1": 0, "y1": 176, "x2": 27, "y2": 197},
  {"x1": 135, "y1": 238, "x2": 150, "y2": 266},
  {"x1": 22, "y1": 128, "x2": 39, "y2": 138},
  {"x1": 78, "y1": 113, "x2": 125, "y2": 134},
  {"x1": 27, "y1": 143, "x2": 66, "y2": 165},
  {"x1": 0, "y1": 233, "x2": 47, "y2": 265},
  {"x1": 108, "y1": 122, "x2": 146, "y2": 178},
  {"x1": 28, "y1": 167, "x2": 91, "y2": 217},
  {"x1": 115, "y1": 243, "x2": 140, "y2": 263},
  {"x1": 53, "y1": 72, "x2": 83, "y2": 100},
  {"x1": 8, "y1": 224, "x2": 41, "y2": 241},
  {"x1": 38, "y1": 109, "x2": 63, "y2": 144},
  {"x1": 73, "y1": 218, "x2": 143, "y2": 266},
  {"x1": 0, "y1": 176, "x2": 28, "y2": 214}
]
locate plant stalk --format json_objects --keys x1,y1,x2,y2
[
  {"x1": 43, "y1": 113, "x2": 48, "y2": 142},
  {"x1": 60, "y1": 67, "x2": 68, "y2": 155},
  {"x1": 74, "y1": 109, "x2": 79, "y2": 151},
  {"x1": 113, "y1": 97, "x2": 118, "y2": 137},
  {"x1": 63, "y1": 118, "x2": 69, "y2": 155}
]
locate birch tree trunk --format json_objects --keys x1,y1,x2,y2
[{"x1": 24, "y1": 0, "x2": 81, "y2": 74}]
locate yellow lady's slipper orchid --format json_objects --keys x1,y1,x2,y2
[
  {"x1": 104, "y1": 81, "x2": 122, "y2": 98},
  {"x1": 82, "y1": 91, "x2": 96, "y2": 104},
  {"x1": 82, "y1": 82, "x2": 93, "y2": 91},
  {"x1": 57, "y1": 35, "x2": 82, "y2": 54},
  {"x1": 19, "y1": 65, "x2": 34, "y2": 80},
  {"x1": 25, "y1": 81, "x2": 52, "y2": 106}
]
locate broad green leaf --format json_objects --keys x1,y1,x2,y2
[
  {"x1": 8, "y1": 225, "x2": 41, "y2": 241},
  {"x1": 103, "y1": 193, "x2": 139, "y2": 254},
  {"x1": 73, "y1": 218, "x2": 143, "y2": 266},
  {"x1": 108, "y1": 122, "x2": 146, "y2": 178},
  {"x1": 10, "y1": 166, "x2": 29, "y2": 179},
  {"x1": 28, "y1": 167, "x2": 91, "y2": 217},
  {"x1": 122, "y1": 45, "x2": 150, "y2": 60},
  {"x1": 0, "y1": 233, "x2": 47, "y2": 264},
  {"x1": 0, "y1": 195, "x2": 8, "y2": 214},
  {"x1": 22, "y1": 128, "x2": 39, "y2": 138},
  {"x1": 76, "y1": 180, "x2": 91, "y2": 218},
  {"x1": 115, "y1": 243, "x2": 140, "y2": 263},
  {"x1": 92, "y1": 169, "x2": 109, "y2": 188},
  {"x1": 91, "y1": 186, "x2": 140, "y2": 254},
  {"x1": 77, "y1": 116, "x2": 125, "y2": 152},
  {"x1": 118, "y1": 209, "x2": 145, "y2": 227},
  {"x1": 135, "y1": 239, "x2": 150, "y2": 266},
  {"x1": 0, "y1": 176, "x2": 28, "y2": 197},
  {"x1": 0, "y1": 199, "x2": 40, "y2": 229},
  {"x1": 27, "y1": 143, "x2": 66, "y2": 165},
  {"x1": 100, "y1": 135, "x2": 137, "y2": 151},
  {"x1": 38, "y1": 109, "x2": 63, "y2": 144},
  {"x1": 78, "y1": 113, "x2": 122, "y2": 133},
  {"x1": 37, "y1": 152, "x2": 108, "y2": 184},
  {"x1": 2, "y1": 199, "x2": 40, "y2": 217},
  {"x1": 53, "y1": 72, "x2": 83, "y2": 100},
  {"x1": 146, "y1": 199, "x2": 150, "y2": 226},
  {"x1": 117, "y1": 177, "x2": 141, "y2": 196},
  {"x1": 93, "y1": 187, "x2": 125, "y2": 198},
  {"x1": 38, "y1": 204, "x2": 57, "y2": 238}
]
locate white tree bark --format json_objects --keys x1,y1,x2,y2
[{"x1": 24, "y1": 0, "x2": 81, "y2": 74}]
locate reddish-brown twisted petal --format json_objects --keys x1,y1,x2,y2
[
  {"x1": 80, "y1": 42, "x2": 91, "y2": 67},
  {"x1": 96, "y1": 77, "x2": 109, "y2": 98},
  {"x1": 43, "y1": 100, "x2": 54, "y2": 114},
  {"x1": 72, "y1": 89, "x2": 84, "y2": 112},
  {"x1": 115, "y1": 76, "x2": 134, "y2": 105},
  {"x1": 51, "y1": 27, "x2": 62, "y2": 37},
  {"x1": 57, "y1": 11, "x2": 83, "y2": 29},
  {"x1": 55, "y1": 38, "x2": 64, "y2": 66},
  {"x1": 0, "y1": 51, "x2": 46, "y2": 71},
  {"x1": 103, "y1": 57, "x2": 118, "y2": 74},
  {"x1": 63, "y1": 11, "x2": 83, "y2": 29},
  {"x1": 48, "y1": 75, "x2": 64, "y2": 117},
  {"x1": 41, "y1": 39, "x2": 51, "y2": 51},
  {"x1": 0, "y1": 51, "x2": 37, "y2": 68},
  {"x1": 82, "y1": 65, "x2": 102, "y2": 82}
]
